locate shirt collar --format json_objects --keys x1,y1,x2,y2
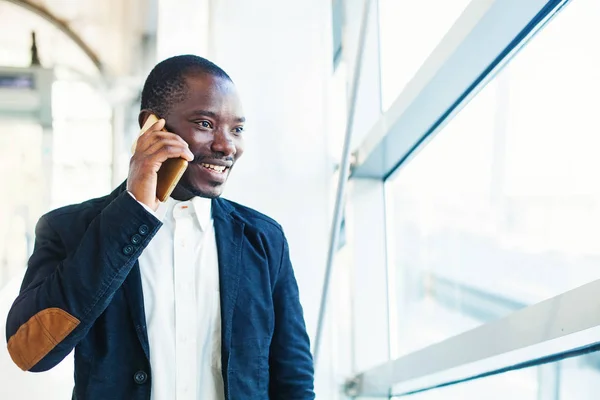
[
  {"x1": 155, "y1": 196, "x2": 213, "y2": 231},
  {"x1": 191, "y1": 196, "x2": 212, "y2": 231}
]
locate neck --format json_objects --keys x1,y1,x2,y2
[
  {"x1": 170, "y1": 183, "x2": 218, "y2": 201},
  {"x1": 170, "y1": 185, "x2": 195, "y2": 201}
]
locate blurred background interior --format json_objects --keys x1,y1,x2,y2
[{"x1": 1, "y1": 0, "x2": 600, "y2": 398}]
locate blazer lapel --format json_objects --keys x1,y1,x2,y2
[
  {"x1": 122, "y1": 261, "x2": 150, "y2": 360},
  {"x1": 212, "y1": 199, "x2": 244, "y2": 382}
]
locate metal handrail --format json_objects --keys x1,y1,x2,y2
[{"x1": 345, "y1": 277, "x2": 600, "y2": 396}]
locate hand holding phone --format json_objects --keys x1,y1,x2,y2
[{"x1": 127, "y1": 114, "x2": 191, "y2": 210}]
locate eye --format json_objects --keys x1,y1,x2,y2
[
  {"x1": 233, "y1": 126, "x2": 245, "y2": 134},
  {"x1": 197, "y1": 120, "x2": 213, "y2": 129}
]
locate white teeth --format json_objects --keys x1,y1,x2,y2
[{"x1": 201, "y1": 163, "x2": 226, "y2": 172}]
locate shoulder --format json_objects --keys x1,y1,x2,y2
[
  {"x1": 41, "y1": 193, "x2": 111, "y2": 227},
  {"x1": 218, "y1": 198, "x2": 284, "y2": 237}
]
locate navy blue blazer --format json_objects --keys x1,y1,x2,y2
[{"x1": 5, "y1": 182, "x2": 314, "y2": 399}]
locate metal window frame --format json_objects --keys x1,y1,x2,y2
[
  {"x1": 332, "y1": 0, "x2": 344, "y2": 69},
  {"x1": 344, "y1": 0, "x2": 580, "y2": 396},
  {"x1": 314, "y1": 0, "x2": 380, "y2": 366},
  {"x1": 351, "y1": 0, "x2": 568, "y2": 180}
]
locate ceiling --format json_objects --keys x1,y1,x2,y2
[{"x1": 0, "y1": 0, "x2": 156, "y2": 78}]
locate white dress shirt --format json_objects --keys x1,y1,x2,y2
[{"x1": 136, "y1": 195, "x2": 224, "y2": 400}]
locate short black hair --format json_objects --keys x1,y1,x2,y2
[{"x1": 140, "y1": 54, "x2": 232, "y2": 117}]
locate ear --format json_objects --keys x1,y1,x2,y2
[{"x1": 138, "y1": 109, "x2": 158, "y2": 129}]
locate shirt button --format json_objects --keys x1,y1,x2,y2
[
  {"x1": 139, "y1": 224, "x2": 149, "y2": 236},
  {"x1": 131, "y1": 234, "x2": 142, "y2": 245},
  {"x1": 133, "y1": 370, "x2": 148, "y2": 384},
  {"x1": 123, "y1": 245, "x2": 134, "y2": 256}
]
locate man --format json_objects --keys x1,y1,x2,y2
[{"x1": 5, "y1": 55, "x2": 315, "y2": 399}]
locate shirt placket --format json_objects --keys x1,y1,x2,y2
[{"x1": 173, "y1": 204, "x2": 198, "y2": 399}]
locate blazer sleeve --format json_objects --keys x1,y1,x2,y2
[
  {"x1": 5, "y1": 191, "x2": 161, "y2": 372},
  {"x1": 269, "y1": 233, "x2": 315, "y2": 399}
]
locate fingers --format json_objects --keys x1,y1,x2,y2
[
  {"x1": 131, "y1": 118, "x2": 166, "y2": 154},
  {"x1": 128, "y1": 118, "x2": 188, "y2": 210},
  {"x1": 135, "y1": 129, "x2": 189, "y2": 155},
  {"x1": 145, "y1": 139, "x2": 194, "y2": 162},
  {"x1": 141, "y1": 117, "x2": 166, "y2": 135}
]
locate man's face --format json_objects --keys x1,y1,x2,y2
[{"x1": 152, "y1": 73, "x2": 245, "y2": 199}]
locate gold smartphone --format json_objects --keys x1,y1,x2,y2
[{"x1": 133, "y1": 114, "x2": 189, "y2": 202}]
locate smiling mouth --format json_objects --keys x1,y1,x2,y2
[{"x1": 200, "y1": 163, "x2": 229, "y2": 173}]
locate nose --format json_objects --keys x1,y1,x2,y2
[{"x1": 211, "y1": 130, "x2": 236, "y2": 157}]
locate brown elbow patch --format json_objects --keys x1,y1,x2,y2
[{"x1": 7, "y1": 308, "x2": 80, "y2": 371}]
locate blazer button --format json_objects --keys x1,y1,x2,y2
[
  {"x1": 138, "y1": 224, "x2": 149, "y2": 236},
  {"x1": 123, "y1": 245, "x2": 134, "y2": 256},
  {"x1": 133, "y1": 370, "x2": 148, "y2": 385},
  {"x1": 131, "y1": 234, "x2": 142, "y2": 245}
]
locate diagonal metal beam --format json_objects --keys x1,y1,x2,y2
[
  {"x1": 2, "y1": 0, "x2": 104, "y2": 72},
  {"x1": 351, "y1": 0, "x2": 568, "y2": 180}
]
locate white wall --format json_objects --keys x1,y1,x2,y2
[{"x1": 156, "y1": 0, "x2": 211, "y2": 61}]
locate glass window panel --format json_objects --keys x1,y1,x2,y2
[
  {"x1": 0, "y1": 80, "x2": 111, "y2": 289},
  {"x1": 0, "y1": 121, "x2": 44, "y2": 289},
  {"x1": 378, "y1": 0, "x2": 471, "y2": 111},
  {"x1": 393, "y1": 368, "x2": 538, "y2": 400},
  {"x1": 386, "y1": 0, "x2": 600, "y2": 358},
  {"x1": 51, "y1": 80, "x2": 112, "y2": 209},
  {"x1": 0, "y1": 2, "x2": 99, "y2": 75}
]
